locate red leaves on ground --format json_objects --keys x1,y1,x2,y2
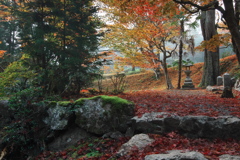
[
  {"x1": 35, "y1": 89, "x2": 240, "y2": 160},
  {"x1": 119, "y1": 89, "x2": 240, "y2": 118},
  {"x1": 117, "y1": 132, "x2": 240, "y2": 160}
]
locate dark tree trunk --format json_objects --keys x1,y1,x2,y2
[
  {"x1": 177, "y1": 20, "x2": 184, "y2": 89},
  {"x1": 199, "y1": 10, "x2": 219, "y2": 87},
  {"x1": 223, "y1": 0, "x2": 240, "y2": 64}
]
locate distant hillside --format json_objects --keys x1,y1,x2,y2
[{"x1": 93, "y1": 55, "x2": 239, "y2": 92}]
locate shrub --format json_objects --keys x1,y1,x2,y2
[
  {"x1": 0, "y1": 56, "x2": 37, "y2": 96},
  {"x1": 1, "y1": 87, "x2": 44, "y2": 159},
  {"x1": 109, "y1": 73, "x2": 126, "y2": 94}
]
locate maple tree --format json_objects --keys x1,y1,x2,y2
[
  {"x1": 100, "y1": 0, "x2": 189, "y2": 89},
  {"x1": 102, "y1": 0, "x2": 234, "y2": 87}
]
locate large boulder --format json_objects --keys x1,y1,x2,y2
[
  {"x1": 75, "y1": 95, "x2": 134, "y2": 135},
  {"x1": 117, "y1": 134, "x2": 154, "y2": 156},
  {"x1": 145, "y1": 150, "x2": 207, "y2": 160},
  {"x1": 43, "y1": 101, "x2": 75, "y2": 130},
  {"x1": 47, "y1": 126, "x2": 93, "y2": 151}
]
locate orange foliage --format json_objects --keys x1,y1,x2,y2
[
  {"x1": 0, "y1": 50, "x2": 6, "y2": 58},
  {"x1": 100, "y1": 0, "x2": 182, "y2": 72},
  {"x1": 195, "y1": 33, "x2": 231, "y2": 52}
]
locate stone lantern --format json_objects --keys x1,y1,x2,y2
[{"x1": 182, "y1": 59, "x2": 195, "y2": 89}]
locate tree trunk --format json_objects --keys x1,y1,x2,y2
[
  {"x1": 199, "y1": 10, "x2": 219, "y2": 87},
  {"x1": 153, "y1": 66, "x2": 161, "y2": 80},
  {"x1": 223, "y1": 0, "x2": 240, "y2": 64},
  {"x1": 177, "y1": 20, "x2": 184, "y2": 89},
  {"x1": 162, "y1": 58, "x2": 174, "y2": 89}
]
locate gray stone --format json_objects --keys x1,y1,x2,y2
[
  {"x1": 182, "y1": 69, "x2": 195, "y2": 90},
  {"x1": 179, "y1": 115, "x2": 240, "y2": 139},
  {"x1": 102, "y1": 131, "x2": 124, "y2": 139},
  {"x1": 117, "y1": 134, "x2": 154, "y2": 156},
  {"x1": 125, "y1": 127, "x2": 134, "y2": 137},
  {"x1": 144, "y1": 150, "x2": 207, "y2": 160},
  {"x1": 43, "y1": 103, "x2": 74, "y2": 130},
  {"x1": 178, "y1": 116, "x2": 218, "y2": 138},
  {"x1": 133, "y1": 112, "x2": 240, "y2": 140},
  {"x1": 223, "y1": 73, "x2": 231, "y2": 88},
  {"x1": 206, "y1": 86, "x2": 224, "y2": 92},
  {"x1": 221, "y1": 73, "x2": 234, "y2": 98},
  {"x1": 47, "y1": 127, "x2": 93, "y2": 151},
  {"x1": 219, "y1": 154, "x2": 240, "y2": 160},
  {"x1": 75, "y1": 96, "x2": 134, "y2": 135},
  {"x1": 132, "y1": 112, "x2": 180, "y2": 134},
  {"x1": 217, "y1": 76, "x2": 223, "y2": 86},
  {"x1": 206, "y1": 85, "x2": 213, "y2": 91}
]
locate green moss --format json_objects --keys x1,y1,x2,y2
[
  {"x1": 74, "y1": 95, "x2": 133, "y2": 108},
  {"x1": 100, "y1": 95, "x2": 133, "y2": 108},
  {"x1": 74, "y1": 99, "x2": 84, "y2": 106},
  {"x1": 58, "y1": 101, "x2": 72, "y2": 107}
]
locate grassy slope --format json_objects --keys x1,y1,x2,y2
[{"x1": 97, "y1": 55, "x2": 238, "y2": 92}]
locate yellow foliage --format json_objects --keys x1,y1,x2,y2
[{"x1": 195, "y1": 33, "x2": 231, "y2": 52}]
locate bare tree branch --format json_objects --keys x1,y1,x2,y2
[{"x1": 173, "y1": 0, "x2": 225, "y2": 13}]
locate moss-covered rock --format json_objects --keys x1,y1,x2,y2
[
  {"x1": 58, "y1": 101, "x2": 72, "y2": 107},
  {"x1": 74, "y1": 96, "x2": 134, "y2": 135}
]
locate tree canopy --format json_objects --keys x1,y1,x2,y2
[{"x1": 0, "y1": 0, "x2": 103, "y2": 96}]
